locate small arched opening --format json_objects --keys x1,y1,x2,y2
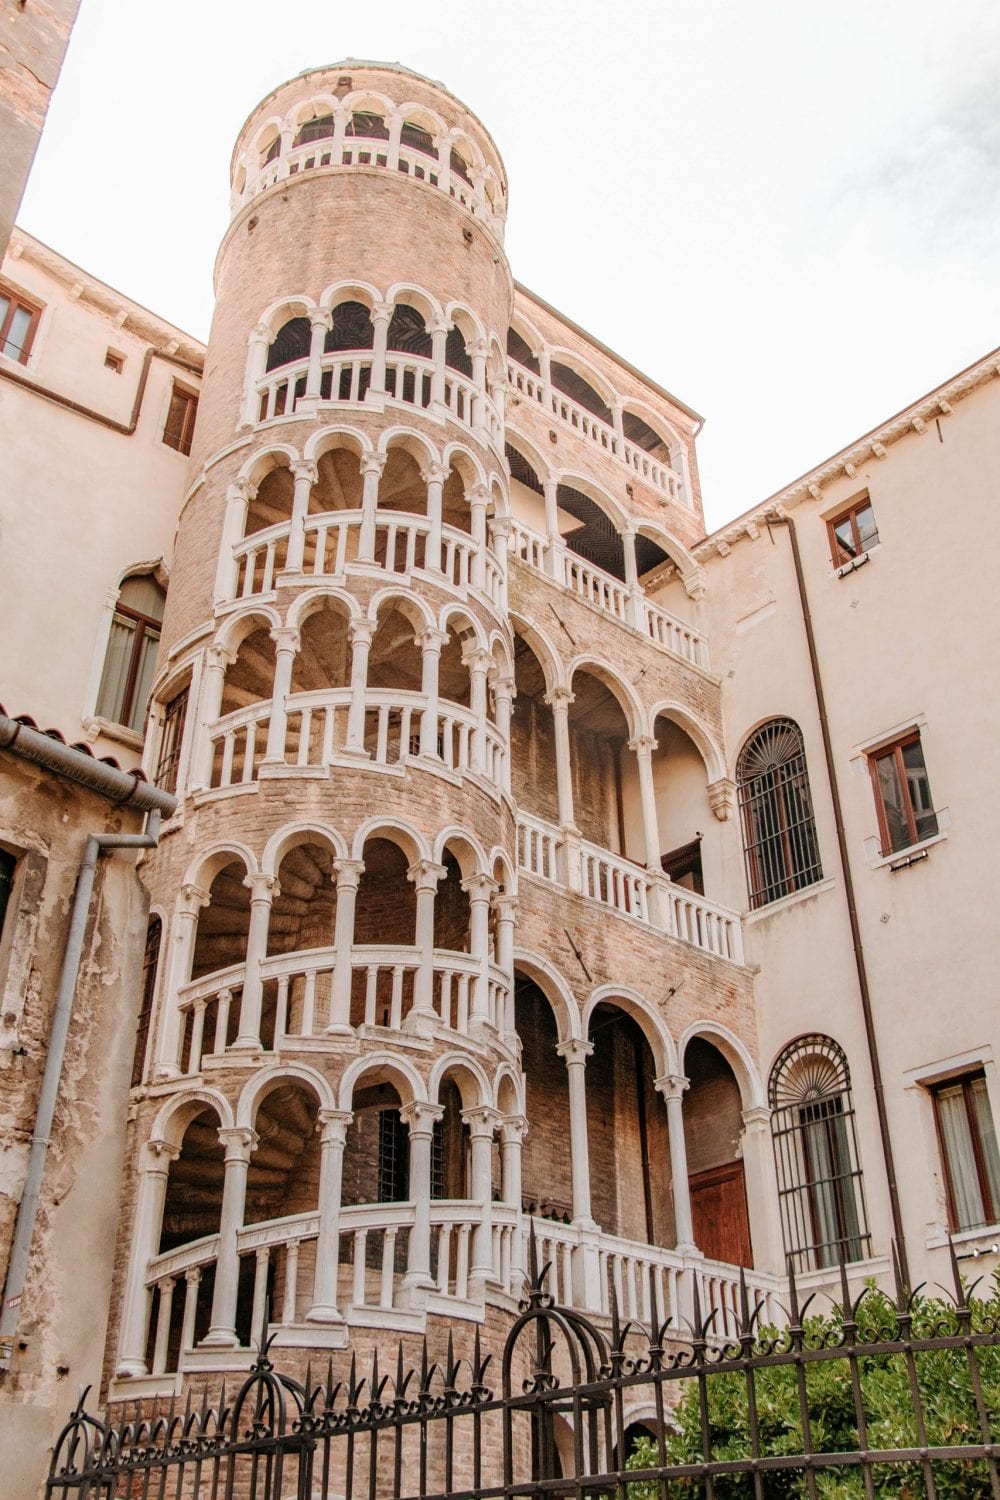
[
  {"x1": 264, "y1": 840, "x2": 339, "y2": 1042},
  {"x1": 352, "y1": 837, "x2": 417, "y2": 1025},
  {"x1": 682, "y1": 1038, "x2": 753, "y2": 1268},
  {"x1": 516, "y1": 971, "x2": 573, "y2": 1225}
]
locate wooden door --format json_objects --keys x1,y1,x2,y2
[{"x1": 688, "y1": 1160, "x2": 753, "y2": 1267}]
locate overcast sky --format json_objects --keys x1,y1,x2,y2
[{"x1": 17, "y1": 0, "x2": 1000, "y2": 531}]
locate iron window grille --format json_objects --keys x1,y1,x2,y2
[
  {"x1": 377, "y1": 1108, "x2": 410, "y2": 1202},
  {"x1": 828, "y1": 493, "x2": 879, "y2": 565},
  {"x1": 769, "y1": 1033, "x2": 871, "y2": 1273},
  {"x1": 868, "y1": 729, "x2": 938, "y2": 855},
  {"x1": 932, "y1": 1070, "x2": 1000, "y2": 1232},
  {"x1": 154, "y1": 687, "x2": 188, "y2": 794},
  {"x1": 737, "y1": 718, "x2": 822, "y2": 908}
]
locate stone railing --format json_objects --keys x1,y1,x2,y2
[
  {"x1": 507, "y1": 362, "x2": 687, "y2": 505},
  {"x1": 509, "y1": 520, "x2": 709, "y2": 669},
  {"x1": 255, "y1": 348, "x2": 502, "y2": 449},
  {"x1": 514, "y1": 812, "x2": 743, "y2": 964},
  {"x1": 175, "y1": 945, "x2": 511, "y2": 1068}
]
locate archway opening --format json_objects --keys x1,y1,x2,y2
[
  {"x1": 352, "y1": 838, "x2": 416, "y2": 1025},
  {"x1": 567, "y1": 667, "x2": 633, "y2": 854},
  {"x1": 511, "y1": 634, "x2": 556, "y2": 823},
  {"x1": 683, "y1": 1038, "x2": 753, "y2": 1267},
  {"x1": 263, "y1": 840, "x2": 339, "y2": 1043},
  {"x1": 516, "y1": 972, "x2": 572, "y2": 1224}
]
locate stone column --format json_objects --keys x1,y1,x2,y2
[
  {"x1": 492, "y1": 674, "x2": 515, "y2": 795},
  {"x1": 368, "y1": 303, "x2": 392, "y2": 398},
  {"x1": 542, "y1": 478, "x2": 562, "y2": 577},
  {"x1": 629, "y1": 734, "x2": 662, "y2": 871},
  {"x1": 655, "y1": 1074, "x2": 696, "y2": 1252},
  {"x1": 537, "y1": 346, "x2": 553, "y2": 406},
  {"x1": 470, "y1": 338, "x2": 488, "y2": 429},
  {"x1": 241, "y1": 322, "x2": 271, "y2": 428},
  {"x1": 430, "y1": 322, "x2": 448, "y2": 410},
  {"x1": 234, "y1": 873, "x2": 279, "y2": 1049},
  {"x1": 157, "y1": 884, "x2": 209, "y2": 1076},
  {"x1": 357, "y1": 453, "x2": 386, "y2": 562},
  {"x1": 740, "y1": 1104, "x2": 782, "y2": 1273},
  {"x1": 331, "y1": 107, "x2": 348, "y2": 162},
  {"x1": 203, "y1": 1127, "x2": 258, "y2": 1345},
  {"x1": 417, "y1": 628, "x2": 446, "y2": 759},
  {"x1": 556, "y1": 1039, "x2": 596, "y2": 1227},
  {"x1": 328, "y1": 858, "x2": 364, "y2": 1032},
  {"x1": 304, "y1": 309, "x2": 332, "y2": 400},
  {"x1": 284, "y1": 460, "x2": 318, "y2": 574},
  {"x1": 263, "y1": 627, "x2": 299, "y2": 764},
  {"x1": 500, "y1": 1115, "x2": 528, "y2": 1220},
  {"x1": 465, "y1": 647, "x2": 491, "y2": 774},
  {"x1": 463, "y1": 873, "x2": 498, "y2": 1024},
  {"x1": 214, "y1": 477, "x2": 255, "y2": 603},
  {"x1": 400, "y1": 1102, "x2": 443, "y2": 1302},
  {"x1": 547, "y1": 688, "x2": 581, "y2": 889},
  {"x1": 610, "y1": 400, "x2": 625, "y2": 455},
  {"x1": 489, "y1": 515, "x2": 511, "y2": 611},
  {"x1": 468, "y1": 484, "x2": 490, "y2": 592},
  {"x1": 344, "y1": 618, "x2": 374, "y2": 756},
  {"x1": 386, "y1": 112, "x2": 403, "y2": 171},
  {"x1": 276, "y1": 125, "x2": 294, "y2": 176},
  {"x1": 492, "y1": 895, "x2": 518, "y2": 1037},
  {"x1": 407, "y1": 859, "x2": 446, "y2": 1029},
  {"x1": 307, "y1": 1109, "x2": 354, "y2": 1322},
  {"x1": 115, "y1": 1138, "x2": 180, "y2": 1375},
  {"x1": 423, "y1": 462, "x2": 448, "y2": 574},
  {"x1": 464, "y1": 1106, "x2": 501, "y2": 1286},
  {"x1": 191, "y1": 644, "x2": 234, "y2": 791},
  {"x1": 622, "y1": 523, "x2": 646, "y2": 629}
]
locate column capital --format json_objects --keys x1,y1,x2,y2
[
  {"x1": 489, "y1": 515, "x2": 512, "y2": 540},
  {"x1": 290, "y1": 459, "x2": 319, "y2": 485},
  {"x1": 230, "y1": 476, "x2": 258, "y2": 503},
  {"x1": 250, "y1": 322, "x2": 271, "y2": 344},
  {"x1": 308, "y1": 308, "x2": 333, "y2": 331},
  {"x1": 205, "y1": 643, "x2": 236, "y2": 671},
  {"x1": 499, "y1": 1113, "x2": 529, "y2": 1145},
  {"x1": 461, "y1": 872, "x2": 499, "y2": 903},
  {"x1": 556, "y1": 1037, "x2": 594, "y2": 1065},
  {"x1": 655, "y1": 1072, "x2": 690, "y2": 1102},
  {"x1": 270, "y1": 626, "x2": 300, "y2": 654},
  {"x1": 467, "y1": 484, "x2": 490, "y2": 506},
  {"x1": 178, "y1": 883, "x2": 210, "y2": 914},
  {"x1": 333, "y1": 856, "x2": 365, "y2": 890},
  {"x1": 318, "y1": 1108, "x2": 354, "y2": 1145},
  {"x1": 217, "y1": 1126, "x2": 258, "y2": 1162},
  {"x1": 707, "y1": 778, "x2": 736, "y2": 821},
  {"x1": 399, "y1": 1100, "x2": 443, "y2": 1136},
  {"x1": 492, "y1": 894, "x2": 519, "y2": 923},
  {"x1": 741, "y1": 1104, "x2": 771, "y2": 1132},
  {"x1": 349, "y1": 617, "x2": 376, "y2": 646},
  {"x1": 422, "y1": 462, "x2": 450, "y2": 485},
  {"x1": 416, "y1": 627, "x2": 449, "y2": 653},
  {"x1": 427, "y1": 315, "x2": 450, "y2": 336},
  {"x1": 361, "y1": 452, "x2": 387, "y2": 478},
  {"x1": 628, "y1": 734, "x2": 658, "y2": 757},
  {"x1": 468, "y1": 337, "x2": 490, "y2": 360},
  {"x1": 545, "y1": 686, "x2": 574, "y2": 709},
  {"x1": 371, "y1": 302, "x2": 393, "y2": 324},
  {"x1": 491, "y1": 673, "x2": 516, "y2": 700},
  {"x1": 145, "y1": 1136, "x2": 181, "y2": 1167},
  {"x1": 462, "y1": 646, "x2": 493, "y2": 673},
  {"x1": 406, "y1": 858, "x2": 447, "y2": 892},
  {"x1": 461, "y1": 1104, "x2": 502, "y2": 1138},
  {"x1": 244, "y1": 872, "x2": 279, "y2": 902}
]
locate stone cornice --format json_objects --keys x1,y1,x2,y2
[{"x1": 695, "y1": 346, "x2": 1000, "y2": 563}]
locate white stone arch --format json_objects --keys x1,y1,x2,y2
[
  {"x1": 548, "y1": 346, "x2": 618, "y2": 409},
  {"x1": 286, "y1": 584, "x2": 361, "y2": 633},
  {"x1": 236, "y1": 1061, "x2": 335, "y2": 1128},
  {"x1": 678, "y1": 1020, "x2": 766, "y2": 1110},
  {"x1": 249, "y1": 114, "x2": 285, "y2": 164},
  {"x1": 583, "y1": 985, "x2": 677, "y2": 1078},
  {"x1": 511, "y1": 949, "x2": 582, "y2": 1044},
  {"x1": 261, "y1": 820, "x2": 348, "y2": 878},
  {"x1": 351, "y1": 816, "x2": 431, "y2": 865},
  {"x1": 432, "y1": 825, "x2": 490, "y2": 878},
  {"x1": 150, "y1": 1087, "x2": 234, "y2": 1145},
  {"x1": 384, "y1": 281, "x2": 444, "y2": 328},
  {"x1": 509, "y1": 611, "x2": 562, "y2": 698},
  {"x1": 487, "y1": 629, "x2": 514, "y2": 679},
  {"x1": 378, "y1": 424, "x2": 441, "y2": 469},
  {"x1": 447, "y1": 127, "x2": 485, "y2": 173},
  {"x1": 342, "y1": 88, "x2": 397, "y2": 122},
  {"x1": 566, "y1": 653, "x2": 644, "y2": 740},
  {"x1": 256, "y1": 294, "x2": 318, "y2": 342},
  {"x1": 366, "y1": 584, "x2": 436, "y2": 635},
  {"x1": 429, "y1": 1052, "x2": 492, "y2": 1110},
  {"x1": 554, "y1": 470, "x2": 630, "y2": 535},
  {"x1": 182, "y1": 840, "x2": 258, "y2": 891},
  {"x1": 288, "y1": 93, "x2": 340, "y2": 130},
  {"x1": 503, "y1": 428, "x2": 554, "y2": 488},
  {"x1": 395, "y1": 100, "x2": 448, "y2": 145},
  {"x1": 508, "y1": 308, "x2": 546, "y2": 358},
  {"x1": 492, "y1": 1061, "x2": 525, "y2": 1115},
  {"x1": 318, "y1": 277, "x2": 382, "y2": 314},
  {"x1": 338, "y1": 1052, "x2": 427, "y2": 1111},
  {"x1": 441, "y1": 440, "x2": 488, "y2": 489},
  {"x1": 437, "y1": 600, "x2": 488, "y2": 652},
  {"x1": 213, "y1": 603, "x2": 282, "y2": 658},
  {"x1": 646, "y1": 700, "x2": 727, "y2": 783},
  {"x1": 237, "y1": 443, "x2": 299, "y2": 487},
  {"x1": 303, "y1": 422, "x2": 372, "y2": 463},
  {"x1": 486, "y1": 333, "x2": 506, "y2": 383},
  {"x1": 633, "y1": 518, "x2": 701, "y2": 578},
  {"x1": 444, "y1": 299, "x2": 486, "y2": 346},
  {"x1": 489, "y1": 845, "x2": 518, "y2": 898}
]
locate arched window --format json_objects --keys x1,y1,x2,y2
[
  {"x1": 737, "y1": 718, "x2": 822, "y2": 908},
  {"x1": 266, "y1": 317, "x2": 311, "y2": 372},
  {"x1": 294, "y1": 113, "x2": 334, "y2": 147},
  {"x1": 95, "y1": 573, "x2": 166, "y2": 733},
  {"x1": 769, "y1": 1034, "x2": 870, "y2": 1272}
]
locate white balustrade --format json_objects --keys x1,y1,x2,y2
[
  {"x1": 665, "y1": 885, "x2": 745, "y2": 965},
  {"x1": 508, "y1": 361, "x2": 686, "y2": 502},
  {"x1": 515, "y1": 812, "x2": 562, "y2": 882},
  {"x1": 643, "y1": 598, "x2": 708, "y2": 667},
  {"x1": 561, "y1": 552, "x2": 630, "y2": 621},
  {"x1": 233, "y1": 521, "x2": 290, "y2": 597},
  {"x1": 509, "y1": 519, "x2": 547, "y2": 572},
  {"x1": 207, "y1": 702, "x2": 271, "y2": 790},
  {"x1": 579, "y1": 841, "x2": 650, "y2": 923}
]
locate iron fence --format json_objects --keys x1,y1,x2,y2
[{"x1": 46, "y1": 1234, "x2": 1000, "y2": 1499}]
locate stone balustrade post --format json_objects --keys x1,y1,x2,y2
[
  {"x1": 307, "y1": 1109, "x2": 354, "y2": 1322},
  {"x1": 203, "y1": 1127, "x2": 258, "y2": 1345}
]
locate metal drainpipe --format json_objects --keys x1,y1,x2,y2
[
  {"x1": 766, "y1": 513, "x2": 910, "y2": 1287},
  {"x1": 0, "y1": 716, "x2": 176, "y2": 1369}
]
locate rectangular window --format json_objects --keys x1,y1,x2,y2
[
  {"x1": 828, "y1": 495, "x2": 878, "y2": 566},
  {"x1": 932, "y1": 1072, "x2": 1000, "y2": 1231},
  {"x1": 377, "y1": 1108, "x2": 410, "y2": 1202},
  {"x1": 868, "y1": 730, "x2": 938, "y2": 855},
  {"x1": 105, "y1": 348, "x2": 125, "y2": 373},
  {"x1": 155, "y1": 687, "x2": 189, "y2": 794},
  {"x1": 163, "y1": 383, "x2": 199, "y2": 455},
  {"x1": 0, "y1": 285, "x2": 42, "y2": 364}
]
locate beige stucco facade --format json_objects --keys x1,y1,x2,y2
[{"x1": 1, "y1": 52, "x2": 998, "y2": 1498}]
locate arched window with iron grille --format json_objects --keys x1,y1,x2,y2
[
  {"x1": 737, "y1": 718, "x2": 822, "y2": 909},
  {"x1": 769, "y1": 1034, "x2": 870, "y2": 1272}
]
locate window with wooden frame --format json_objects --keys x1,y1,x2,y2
[
  {"x1": 737, "y1": 718, "x2": 823, "y2": 909},
  {"x1": 828, "y1": 493, "x2": 878, "y2": 566},
  {"x1": 154, "y1": 686, "x2": 189, "y2": 794},
  {"x1": 867, "y1": 729, "x2": 938, "y2": 855},
  {"x1": 0, "y1": 284, "x2": 42, "y2": 364},
  {"x1": 162, "y1": 382, "x2": 199, "y2": 456},
  {"x1": 95, "y1": 573, "x2": 166, "y2": 733},
  {"x1": 931, "y1": 1071, "x2": 1000, "y2": 1231}
]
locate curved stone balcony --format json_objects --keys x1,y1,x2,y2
[
  {"x1": 203, "y1": 689, "x2": 507, "y2": 799},
  {"x1": 174, "y1": 944, "x2": 513, "y2": 1072},
  {"x1": 229, "y1": 511, "x2": 504, "y2": 614}
]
